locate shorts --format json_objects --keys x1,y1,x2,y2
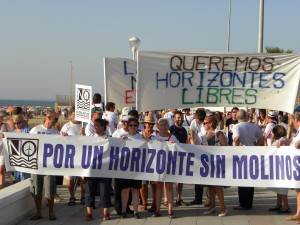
[
  {"x1": 118, "y1": 178, "x2": 142, "y2": 189},
  {"x1": 0, "y1": 155, "x2": 4, "y2": 165},
  {"x1": 30, "y1": 174, "x2": 56, "y2": 199},
  {"x1": 64, "y1": 176, "x2": 75, "y2": 180},
  {"x1": 141, "y1": 180, "x2": 149, "y2": 185}
]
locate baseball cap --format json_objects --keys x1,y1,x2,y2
[
  {"x1": 121, "y1": 115, "x2": 132, "y2": 122},
  {"x1": 91, "y1": 107, "x2": 103, "y2": 114}
]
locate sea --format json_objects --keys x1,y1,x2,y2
[{"x1": 0, "y1": 99, "x2": 55, "y2": 108}]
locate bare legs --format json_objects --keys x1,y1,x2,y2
[{"x1": 0, "y1": 165, "x2": 5, "y2": 189}]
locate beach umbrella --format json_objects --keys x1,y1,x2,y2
[
  {"x1": 6, "y1": 107, "x2": 14, "y2": 113},
  {"x1": 29, "y1": 108, "x2": 40, "y2": 112}
]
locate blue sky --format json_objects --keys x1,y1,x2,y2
[{"x1": 1, "y1": 0, "x2": 299, "y2": 100}]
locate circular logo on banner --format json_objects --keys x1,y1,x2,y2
[{"x1": 22, "y1": 141, "x2": 37, "y2": 157}]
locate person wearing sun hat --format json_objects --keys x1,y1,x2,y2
[
  {"x1": 264, "y1": 110, "x2": 277, "y2": 146},
  {"x1": 139, "y1": 115, "x2": 157, "y2": 212}
]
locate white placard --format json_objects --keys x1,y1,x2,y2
[{"x1": 75, "y1": 84, "x2": 92, "y2": 123}]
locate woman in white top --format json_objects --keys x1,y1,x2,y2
[
  {"x1": 85, "y1": 119, "x2": 111, "y2": 221},
  {"x1": 120, "y1": 117, "x2": 143, "y2": 219},
  {"x1": 268, "y1": 125, "x2": 290, "y2": 214},
  {"x1": 151, "y1": 118, "x2": 178, "y2": 219},
  {"x1": 256, "y1": 109, "x2": 267, "y2": 131}
]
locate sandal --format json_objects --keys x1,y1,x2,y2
[
  {"x1": 103, "y1": 213, "x2": 110, "y2": 221},
  {"x1": 169, "y1": 212, "x2": 176, "y2": 219},
  {"x1": 163, "y1": 201, "x2": 168, "y2": 206},
  {"x1": 140, "y1": 204, "x2": 147, "y2": 211},
  {"x1": 30, "y1": 215, "x2": 42, "y2": 220},
  {"x1": 49, "y1": 215, "x2": 57, "y2": 221},
  {"x1": 286, "y1": 214, "x2": 299, "y2": 221},
  {"x1": 152, "y1": 212, "x2": 162, "y2": 217},
  {"x1": 148, "y1": 206, "x2": 156, "y2": 213},
  {"x1": 85, "y1": 214, "x2": 92, "y2": 221},
  {"x1": 67, "y1": 197, "x2": 76, "y2": 206}
]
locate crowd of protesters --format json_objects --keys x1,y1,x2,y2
[{"x1": 0, "y1": 93, "x2": 300, "y2": 223}]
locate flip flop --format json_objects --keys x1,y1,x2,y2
[{"x1": 30, "y1": 215, "x2": 42, "y2": 220}]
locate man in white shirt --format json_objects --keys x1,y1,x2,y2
[
  {"x1": 61, "y1": 106, "x2": 84, "y2": 206},
  {"x1": 232, "y1": 109, "x2": 264, "y2": 210},
  {"x1": 182, "y1": 108, "x2": 194, "y2": 127},
  {"x1": 102, "y1": 102, "x2": 118, "y2": 136},
  {"x1": 29, "y1": 110, "x2": 60, "y2": 221},
  {"x1": 91, "y1": 93, "x2": 104, "y2": 111},
  {"x1": 189, "y1": 109, "x2": 207, "y2": 205}
]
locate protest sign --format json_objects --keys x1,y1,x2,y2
[
  {"x1": 137, "y1": 51, "x2": 300, "y2": 112},
  {"x1": 75, "y1": 84, "x2": 92, "y2": 123},
  {"x1": 3, "y1": 132, "x2": 300, "y2": 188},
  {"x1": 104, "y1": 58, "x2": 137, "y2": 108}
]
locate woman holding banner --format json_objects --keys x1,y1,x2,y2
[
  {"x1": 140, "y1": 116, "x2": 157, "y2": 212},
  {"x1": 202, "y1": 115, "x2": 228, "y2": 217},
  {"x1": 119, "y1": 117, "x2": 143, "y2": 219},
  {"x1": 85, "y1": 118, "x2": 111, "y2": 221},
  {"x1": 151, "y1": 118, "x2": 178, "y2": 219}
]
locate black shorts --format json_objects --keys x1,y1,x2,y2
[{"x1": 118, "y1": 178, "x2": 142, "y2": 189}]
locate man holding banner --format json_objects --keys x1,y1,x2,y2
[
  {"x1": 232, "y1": 109, "x2": 264, "y2": 210},
  {"x1": 29, "y1": 110, "x2": 60, "y2": 221}
]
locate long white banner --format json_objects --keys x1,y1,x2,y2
[
  {"x1": 137, "y1": 51, "x2": 300, "y2": 112},
  {"x1": 3, "y1": 132, "x2": 300, "y2": 188},
  {"x1": 104, "y1": 58, "x2": 137, "y2": 108}
]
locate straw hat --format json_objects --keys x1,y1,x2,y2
[
  {"x1": 142, "y1": 116, "x2": 155, "y2": 124},
  {"x1": 12, "y1": 115, "x2": 23, "y2": 123}
]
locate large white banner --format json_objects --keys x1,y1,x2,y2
[
  {"x1": 75, "y1": 84, "x2": 92, "y2": 123},
  {"x1": 104, "y1": 58, "x2": 137, "y2": 108},
  {"x1": 137, "y1": 51, "x2": 300, "y2": 113},
  {"x1": 3, "y1": 132, "x2": 300, "y2": 188}
]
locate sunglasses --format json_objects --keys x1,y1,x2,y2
[
  {"x1": 203, "y1": 122, "x2": 210, "y2": 125},
  {"x1": 146, "y1": 123, "x2": 154, "y2": 125},
  {"x1": 232, "y1": 111, "x2": 237, "y2": 113},
  {"x1": 14, "y1": 122, "x2": 22, "y2": 125},
  {"x1": 128, "y1": 124, "x2": 138, "y2": 127}
]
